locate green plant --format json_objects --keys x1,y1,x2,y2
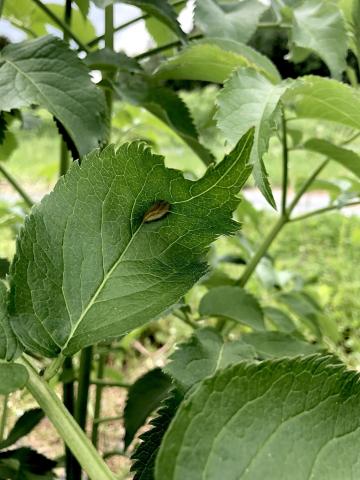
[{"x1": 1, "y1": 0, "x2": 360, "y2": 479}]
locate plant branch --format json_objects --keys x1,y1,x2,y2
[
  {"x1": 90, "y1": 379, "x2": 130, "y2": 388},
  {"x1": 281, "y1": 108, "x2": 289, "y2": 215},
  {"x1": 86, "y1": 0, "x2": 187, "y2": 49},
  {"x1": 0, "y1": 164, "x2": 34, "y2": 207},
  {"x1": 135, "y1": 33, "x2": 203, "y2": 60},
  {"x1": 31, "y1": 0, "x2": 89, "y2": 52},
  {"x1": 0, "y1": 395, "x2": 8, "y2": 441},
  {"x1": 93, "y1": 415, "x2": 123, "y2": 425},
  {"x1": 18, "y1": 357, "x2": 115, "y2": 480},
  {"x1": 290, "y1": 201, "x2": 360, "y2": 223},
  {"x1": 91, "y1": 353, "x2": 106, "y2": 447}
]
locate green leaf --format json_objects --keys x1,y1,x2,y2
[
  {"x1": 216, "y1": 68, "x2": 290, "y2": 208},
  {"x1": 0, "y1": 281, "x2": 20, "y2": 361},
  {"x1": 199, "y1": 286, "x2": 265, "y2": 331},
  {"x1": 0, "y1": 131, "x2": 18, "y2": 162},
  {"x1": 0, "y1": 409, "x2": 44, "y2": 450},
  {"x1": 0, "y1": 363, "x2": 28, "y2": 395},
  {"x1": 74, "y1": 0, "x2": 90, "y2": 17},
  {"x1": 9, "y1": 131, "x2": 254, "y2": 357},
  {"x1": 0, "y1": 36, "x2": 108, "y2": 157},
  {"x1": 155, "y1": 39, "x2": 281, "y2": 84},
  {"x1": 286, "y1": 75, "x2": 360, "y2": 131},
  {"x1": 264, "y1": 306, "x2": 296, "y2": 334},
  {"x1": 241, "y1": 331, "x2": 320, "y2": 358},
  {"x1": 85, "y1": 49, "x2": 142, "y2": 72},
  {"x1": 112, "y1": 74, "x2": 214, "y2": 165},
  {"x1": 195, "y1": 0, "x2": 268, "y2": 44},
  {"x1": 290, "y1": 0, "x2": 347, "y2": 78},
  {"x1": 145, "y1": 0, "x2": 185, "y2": 53},
  {"x1": 304, "y1": 138, "x2": 360, "y2": 178},
  {"x1": 156, "y1": 355, "x2": 360, "y2": 480},
  {"x1": 124, "y1": 368, "x2": 172, "y2": 449},
  {"x1": 277, "y1": 291, "x2": 322, "y2": 336},
  {"x1": 3, "y1": 1, "x2": 96, "y2": 43},
  {"x1": 131, "y1": 391, "x2": 182, "y2": 480},
  {"x1": 165, "y1": 328, "x2": 256, "y2": 393}
]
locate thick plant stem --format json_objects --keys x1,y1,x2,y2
[
  {"x1": 281, "y1": 108, "x2": 288, "y2": 215},
  {"x1": 0, "y1": 164, "x2": 33, "y2": 207},
  {"x1": 18, "y1": 357, "x2": 115, "y2": 480},
  {"x1": 72, "y1": 346, "x2": 93, "y2": 480},
  {"x1": 63, "y1": 356, "x2": 76, "y2": 480},
  {"x1": 0, "y1": 395, "x2": 8, "y2": 441},
  {"x1": 91, "y1": 353, "x2": 106, "y2": 447},
  {"x1": 31, "y1": 0, "x2": 88, "y2": 52}
]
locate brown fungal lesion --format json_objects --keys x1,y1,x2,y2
[{"x1": 142, "y1": 200, "x2": 170, "y2": 223}]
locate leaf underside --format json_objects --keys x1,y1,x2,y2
[
  {"x1": 9, "y1": 132, "x2": 254, "y2": 357},
  {"x1": 156, "y1": 355, "x2": 360, "y2": 480}
]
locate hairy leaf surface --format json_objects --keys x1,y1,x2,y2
[
  {"x1": 9, "y1": 132, "x2": 254, "y2": 357},
  {"x1": 165, "y1": 328, "x2": 256, "y2": 393},
  {"x1": 0, "y1": 36, "x2": 108, "y2": 157},
  {"x1": 156, "y1": 356, "x2": 360, "y2": 480}
]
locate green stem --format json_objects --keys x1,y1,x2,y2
[
  {"x1": 31, "y1": 0, "x2": 88, "y2": 52},
  {"x1": 62, "y1": 356, "x2": 76, "y2": 480},
  {"x1": 0, "y1": 0, "x2": 5, "y2": 19},
  {"x1": 103, "y1": 450, "x2": 127, "y2": 460},
  {"x1": 0, "y1": 164, "x2": 34, "y2": 207},
  {"x1": 73, "y1": 346, "x2": 93, "y2": 480},
  {"x1": 135, "y1": 33, "x2": 203, "y2": 60},
  {"x1": 18, "y1": 357, "x2": 115, "y2": 480},
  {"x1": 86, "y1": 0, "x2": 187, "y2": 49},
  {"x1": 0, "y1": 395, "x2": 8, "y2": 441},
  {"x1": 290, "y1": 201, "x2": 360, "y2": 223},
  {"x1": 281, "y1": 108, "x2": 288, "y2": 215},
  {"x1": 104, "y1": 5, "x2": 114, "y2": 114},
  {"x1": 91, "y1": 353, "x2": 106, "y2": 447},
  {"x1": 237, "y1": 158, "x2": 330, "y2": 287},
  {"x1": 90, "y1": 379, "x2": 130, "y2": 388},
  {"x1": 93, "y1": 414, "x2": 123, "y2": 425}
]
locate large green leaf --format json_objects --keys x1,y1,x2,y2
[
  {"x1": 304, "y1": 138, "x2": 360, "y2": 178},
  {"x1": 0, "y1": 36, "x2": 108, "y2": 158},
  {"x1": 9, "y1": 131, "x2": 254, "y2": 358},
  {"x1": 124, "y1": 369, "x2": 172, "y2": 449},
  {"x1": 0, "y1": 281, "x2": 19, "y2": 361},
  {"x1": 154, "y1": 39, "x2": 281, "y2": 84},
  {"x1": 286, "y1": 75, "x2": 360, "y2": 130},
  {"x1": 156, "y1": 355, "x2": 360, "y2": 480},
  {"x1": 195, "y1": 0, "x2": 268, "y2": 44},
  {"x1": 290, "y1": 0, "x2": 347, "y2": 78},
  {"x1": 199, "y1": 286, "x2": 265, "y2": 331},
  {"x1": 216, "y1": 68, "x2": 290, "y2": 208},
  {"x1": 165, "y1": 328, "x2": 256, "y2": 393},
  {"x1": 0, "y1": 364, "x2": 28, "y2": 395}
]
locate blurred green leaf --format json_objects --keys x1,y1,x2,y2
[
  {"x1": 199, "y1": 286, "x2": 265, "y2": 331},
  {"x1": 0, "y1": 409, "x2": 44, "y2": 450},
  {"x1": 124, "y1": 368, "x2": 172, "y2": 449}
]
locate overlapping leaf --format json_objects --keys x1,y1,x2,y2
[
  {"x1": 165, "y1": 328, "x2": 256, "y2": 394},
  {"x1": 290, "y1": 0, "x2": 347, "y2": 78},
  {"x1": 156, "y1": 356, "x2": 360, "y2": 480},
  {"x1": 154, "y1": 39, "x2": 281, "y2": 83},
  {"x1": 195, "y1": 0, "x2": 268, "y2": 44},
  {"x1": 216, "y1": 68, "x2": 290, "y2": 208},
  {"x1": 9, "y1": 131, "x2": 254, "y2": 357},
  {"x1": 0, "y1": 281, "x2": 19, "y2": 361},
  {"x1": 0, "y1": 36, "x2": 108, "y2": 157}
]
